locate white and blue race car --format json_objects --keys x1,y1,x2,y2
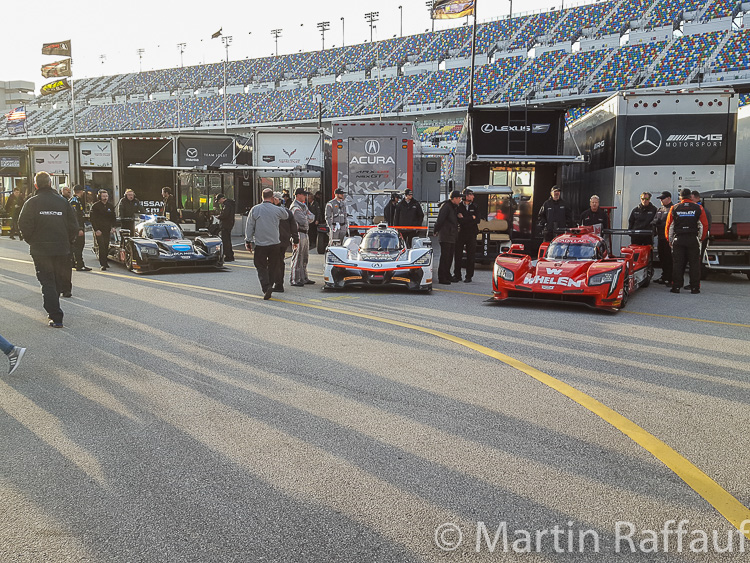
[{"x1": 323, "y1": 223, "x2": 432, "y2": 292}]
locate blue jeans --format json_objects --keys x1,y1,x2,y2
[{"x1": 0, "y1": 333, "x2": 13, "y2": 356}]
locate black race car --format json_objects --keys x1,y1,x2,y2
[{"x1": 107, "y1": 216, "x2": 224, "y2": 273}]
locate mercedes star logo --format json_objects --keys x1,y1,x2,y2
[
  {"x1": 186, "y1": 148, "x2": 198, "y2": 158},
  {"x1": 630, "y1": 125, "x2": 662, "y2": 157},
  {"x1": 365, "y1": 140, "x2": 380, "y2": 155}
]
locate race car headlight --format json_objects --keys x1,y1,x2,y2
[
  {"x1": 411, "y1": 252, "x2": 431, "y2": 266},
  {"x1": 493, "y1": 262, "x2": 514, "y2": 282},
  {"x1": 209, "y1": 245, "x2": 221, "y2": 254},
  {"x1": 589, "y1": 268, "x2": 621, "y2": 294},
  {"x1": 141, "y1": 246, "x2": 158, "y2": 256},
  {"x1": 326, "y1": 252, "x2": 346, "y2": 265}
]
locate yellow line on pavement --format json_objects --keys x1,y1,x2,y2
[{"x1": 79, "y1": 268, "x2": 750, "y2": 536}]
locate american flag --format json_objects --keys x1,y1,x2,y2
[{"x1": 4, "y1": 106, "x2": 26, "y2": 121}]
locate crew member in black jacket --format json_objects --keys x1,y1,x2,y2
[
  {"x1": 394, "y1": 188, "x2": 425, "y2": 247},
  {"x1": 383, "y1": 193, "x2": 400, "y2": 226},
  {"x1": 628, "y1": 192, "x2": 658, "y2": 245},
  {"x1": 5, "y1": 186, "x2": 24, "y2": 240},
  {"x1": 17, "y1": 171, "x2": 79, "y2": 327},
  {"x1": 651, "y1": 191, "x2": 674, "y2": 286},
  {"x1": 69, "y1": 185, "x2": 92, "y2": 271},
  {"x1": 538, "y1": 186, "x2": 573, "y2": 241},
  {"x1": 434, "y1": 190, "x2": 462, "y2": 284},
  {"x1": 580, "y1": 195, "x2": 609, "y2": 230},
  {"x1": 453, "y1": 188, "x2": 480, "y2": 283},
  {"x1": 215, "y1": 193, "x2": 236, "y2": 262},
  {"x1": 117, "y1": 189, "x2": 145, "y2": 236},
  {"x1": 90, "y1": 189, "x2": 117, "y2": 270}
]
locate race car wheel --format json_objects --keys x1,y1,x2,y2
[
  {"x1": 620, "y1": 269, "x2": 630, "y2": 309},
  {"x1": 642, "y1": 256, "x2": 654, "y2": 288},
  {"x1": 125, "y1": 249, "x2": 134, "y2": 272},
  {"x1": 316, "y1": 232, "x2": 329, "y2": 254}
]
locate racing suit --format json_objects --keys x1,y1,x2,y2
[
  {"x1": 325, "y1": 197, "x2": 349, "y2": 246},
  {"x1": 17, "y1": 187, "x2": 79, "y2": 324},
  {"x1": 289, "y1": 199, "x2": 315, "y2": 285},
  {"x1": 666, "y1": 198, "x2": 708, "y2": 292}
]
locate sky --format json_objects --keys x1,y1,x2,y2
[{"x1": 1, "y1": 0, "x2": 569, "y2": 92}]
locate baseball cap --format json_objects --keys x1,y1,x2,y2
[
  {"x1": 449, "y1": 190, "x2": 462, "y2": 199},
  {"x1": 463, "y1": 188, "x2": 474, "y2": 196},
  {"x1": 404, "y1": 188, "x2": 413, "y2": 195},
  {"x1": 294, "y1": 187, "x2": 309, "y2": 196},
  {"x1": 334, "y1": 188, "x2": 345, "y2": 195},
  {"x1": 656, "y1": 191, "x2": 671, "y2": 200},
  {"x1": 551, "y1": 185, "x2": 561, "y2": 193},
  {"x1": 214, "y1": 193, "x2": 226, "y2": 203},
  {"x1": 273, "y1": 191, "x2": 283, "y2": 200}
]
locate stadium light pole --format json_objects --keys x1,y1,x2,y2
[
  {"x1": 271, "y1": 29, "x2": 282, "y2": 56},
  {"x1": 399, "y1": 5, "x2": 403, "y2": 37},
  {"x1": 136, "y1": 48, "x2": 145, "y2": 73},
  {"x1": 341, "y1": 17, "x2": 345, "y2": 47},
  {"x1": 177, "y1": 43, "x2": 186, "y2": 133},
  {"x1": 222, "y1": 35, "x2": 233, "y2": 134},
  {"x1": 365, "y1": 12, "x2": 379, "y2": 43},
  {"x1": 425, "y1": 1, "x2": 434, "y2": 32},
  {"x1": 317, "y1": 21, "x2": 330, "y2": 50}
]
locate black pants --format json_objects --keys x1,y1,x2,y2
[
  {"x1": 438, "y1": 241, "x2": 455, "y2": 283},
  {"x1": 403, "y1": 231, "x2": 416, "y2": 248},
  {"x1": 220, "y1": 227, "x2": 234, "y2": 260},
  {"x1": 672, "y1": 236, "x2": 701, "y2": 290},
  {"x1": 32, "y1": 254, "x2": 69, "y2": 323},
  {"x1": 95, "y1": 232, "x2": 110, "y2": 267},
  {"x1": 656, "y1": 236, "x2": 672, "y2": 283},
  {"x1": 254, "y1": 243, "x2": 281, "y2": 292},
  {"x1": 72, "y1": 233, "x2": 86, "y2": 269},
  {"x1": 10, "y1": 213, "x2": 21, "y2": 238},
  {"x1": 454, "y1": 231, "x2": 477, "y2": 280},
  {"x1": 121, "y1": 218, "x2": 136, "y2": 236}
]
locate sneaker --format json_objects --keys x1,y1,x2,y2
[
  {"x1": 9, "y1": 236, "x2": 15, "y2": 240},
  {"x1": 450, "y1": 275, "x2": 461, "y2": 282},
  {"x1": 7, "y1": 346, "x2": 25, "y2": 375},
  {"x1": 463, "y1": 277, "x2": 472, "y2": 283},
  {"x1": 290, "y1": 282, "x2": 304, "y2": 287},
  {"x1": 48, "y1": 320, "x2": 64, "y2": 328},
  {"x1": 100, "y1": 266, "x2": 108, "y2": 271},
  {"x1": 272, "y1": 286, "x2": 285, "y2": 293},
  {"x1": 304, "y1": 280, "x2": 316, "y2": 285},
  {"x1": 62, "y1": 292, "x2": 72, "y2": 298},
  {"x1": 263, "y1": 287, "x2": 273, "y2": 300},
  {"x1": 438, "y1": 280, "x2": 452, "y2": 285},
  {"x1": 683, "y1": 284, "x2": 693, "y2": 290},
  {"x1": 76, "y1": 266, "x2": 93, "y2": 271},
  {"x1": 670, "y1": 287, "x2": 680, "y2": 294},
  {"x1": 691, "y1": 288, "x2": 700, "y2": 294}
]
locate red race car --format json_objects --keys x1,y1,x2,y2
[{"x1": 491, "y1": 226, "x2": 653, "y2": 312}]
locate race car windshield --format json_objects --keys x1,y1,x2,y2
[
  {"x1": 145, "y1": 225, "x2": 183, "y2": 240},
  {"x1": 546, "y1": 242, "x2": 597, "y2": 260},
  {"x1": 362, "y1": 232, "x2": 401, "y2": 251}
]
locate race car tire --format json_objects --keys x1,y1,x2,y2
[
  {"x1": 620, "y1": 268, "x2": 630, "y2": 309},
  {"x1": 641, "y1": 255, "x2": 654, "y2": 288},
  {"x1": 125, "y1": 249, "x2": 134, "y2": 272}
]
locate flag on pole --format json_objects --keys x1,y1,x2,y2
[
  {"x1": 41, "y1": 58, "x2": 72, "y2": 78},
  {"x1": 211, "y1": 28, "x2": 222, "y2": 39},
  {"x1": 4, "y1": 106, "x2": 26, "y2": 121},
  {"x1": 4, "y1": 106, "x2": 27, "y2": 136},
  {"x1": 40, "y1": 78, "x2": 71, "y2": 96},
  {"x1": 431, "y1": 0, "x2": 475, "y2": 19},
  {"x1": 42, "y1": 40, "x2": 72, "y2": 56}
]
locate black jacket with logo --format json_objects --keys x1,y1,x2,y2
[
  {"x1": 218, "y1": 198, "x2": 236, "y2": 229},
  {"x1": 456, "y1": 200, "x2": 480, "y2": 236},
  {"x1": 538, "y1": 198, "x2": 573, "y2": 236},
  {"x1": 18, "y1": 187, "x2": 79, "y2": 256},
  {"x1": 90, "y1": 200, "x2": 117, "y2": 233},
  {"x1": 580, "y1": 208, "x2": 609, "y2": 229},
  {"x1": 69, "y1": 194, "x2": 86, "y2": 227},
  {"x1": 117, "y1": 196, "x2": 146, "y2": 219},
  {"x1": 394, "y1": 198, "x2": 425, "y2": 227},
  {"x1": 628, "y1": 202, "x2": 658, "y2": 231}
]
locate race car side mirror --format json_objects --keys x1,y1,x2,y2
[
  {"x1": 510, "y1": 243, "x2": 525, "y2": 253},
  {"x1": 538, "y1": 243, "x2": 549, "y2": 260}
]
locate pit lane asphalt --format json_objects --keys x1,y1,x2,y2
[{"x1": 1, "y1": 236, "x2": 749, "y2": 562}]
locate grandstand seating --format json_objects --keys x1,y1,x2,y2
[
  {"x1": 643, "y1": 31, "x2": 722, "y2": 87},
  {"x1": 12, "y1": 0, "x2": 750, "y2": 141}
]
